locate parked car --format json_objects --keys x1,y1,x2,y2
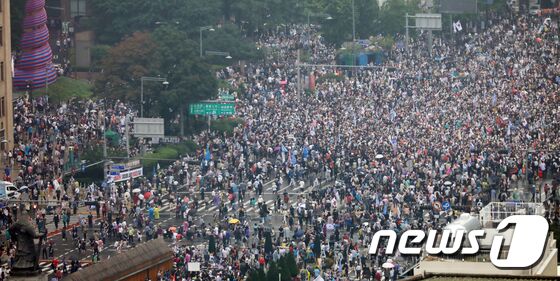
[{"x1": 0, "y1": 181, "x2": 21, "y2": 200}]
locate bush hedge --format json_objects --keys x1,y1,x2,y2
[
  {"x1": 141, "y1": 141, "x2": 197, "y2": 176},
  {"x1": 210, "y1": 118, "x2": 243, "y2": 135}
]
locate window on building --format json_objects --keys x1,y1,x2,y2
[
  {"x1": 0, "y1": 27, "x2": 3, "y2": 46},
  {"x1": 0, "y1": 97, "x2": 4, "y2": 117},
  {"x1": 70, "y1": 0, "x2": 87, "y2": 18},
  {"x1": 1, "y1": 62, "x2": 4, "y2": 81}
]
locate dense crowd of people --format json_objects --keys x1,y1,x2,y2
[
  {"x1": 1, "y1": 9, "x2": 560, "y2": 281},
  {"x1": 160, "y1": 13, "x2": 560, "y2": 281},
  {"x1": 4, "y1": 97, "x2": 136, "y2": 188}
]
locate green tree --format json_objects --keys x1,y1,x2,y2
[
  {"x1": 257, "y1": 267, "x2": 266, "y2": 280},
  {"x1": 355, "y1": 0, "x2": 380, "y2": 38},
  {"x1": 208, "y1": 235, "x2": 216, "y2": 254},
  {"x1": 204, "y1": 24, "x2": 264, "y2": 63},
  {"x1": 322, "y1": 0, "x2": 355, "y2": 45},
  {"x1": 266, "y1": 260, "x2": 280, "y2": 281},
  {"x1": 10, "y1": 0, "x2": 26, "y2": 50},
  {"x1": 227, "y1": 0, "x2": 268, "y2": 35},
  {"x1": 90, "y1": 45, "x2": 111, "y2": 70},
  {"x1": 265, "y1": 0, "x2": 305, "y2": 26},
  {"x1": 278, "y1": 256, "x2": 291, "y2": 281},
  {"x1": 247, "y1": 270, "x2": 260, "y2": 281},
  {"x1": 95, "y1": 26, "x2": 218, "y2": 136},
  {"x1": 151, "y1": 25, "x2": 218, "y2": 135},
  {"x1": 90, "y1": 0, "x2": 222, "y2": 44},
  {"x1": 378, "y1": 0, "x2": 420, "y2": 35},
  {"x1": 318, "y1": 0, "x2": 379, "y2": 45},
  {"x1": 264, "y1": 231, "x2": 273, "y2": 255},
  {"x1": 286, "y1": 252, "x2": 299, "y2": 277},
  {"x1": 94, "y1": 32, "x2": 160, "y2": 101}
]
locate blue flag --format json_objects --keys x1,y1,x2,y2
[{"x1": 205, "y1": 144, "x2": 211, "y2": 161}]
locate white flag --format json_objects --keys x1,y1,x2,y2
[{"x1": 453, "y1": 21, "x2": 463, "y2": 33}]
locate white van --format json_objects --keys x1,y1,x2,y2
[{"x1": 0, "y1": 181, "x2": 21, "y2": 200}]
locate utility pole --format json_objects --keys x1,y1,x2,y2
[
  {"x1": 199, "y1": 26, "x2": 215, "y2": 58},
  {"x1": 180, "y1": 105, "x2": 185, "y2": 137},
  {"x1": 297, "y1": 49, "x2": 301, "y2": 98},
  {"x1": 405, "y1": 13, "x2": 409, "y2": 50},
  {"x1": 101, "y1": 106, "x2": 110, "y2": 181},
  {"x1": 102, "y1": 123, "x2": 107, "y2": 158},
  {"x1": 199, "y1": 28, "x2": 203, "y2": 58},
  {"x1": 352, "y1": 0, "x2": 356, "y2": 43},
  {"x1": 125, "y1": 115, "x2": 130, "y2": 160},
  {"x1": 352, "y1": 0, "x2": 356, "y2": 70},
  {"x1": 140, "y1": 78, "x2": 144, "y2": 117},
  {"x1": 140, "y1": 77, "x2": 168, "y2": 118},
  {"x1": 427, "y1": 30, "x2": 433, "y2": 57}
]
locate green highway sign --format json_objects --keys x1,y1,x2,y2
[
  {"x1": 189, "y1": 102, "x2": 235, "y2": 115},
  {"x1": 219, "y1": 94, "x2": 235, "y2": 101}
]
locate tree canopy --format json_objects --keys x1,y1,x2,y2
[
  {"x1": 10, "y1": 0, "x2": 26, "y2": 50},
  {"x1": 204, "y1": 24, "x2": 264, "y2": 63},
  {"x1": 266, "y1": 260, "x2": 280, "y2": 281},
  {"x1": 94, "y1": 25, "x2": 218, "y2": 135},
  {"x1": 88, "y1": 0, "x2": 419, "y2": 46},
  {"x1": 90, "y1": 0, "x2": 221, "y2": 45},
  {"x1": 94, "y1": 32, "x2": 160, "y2": 100}
]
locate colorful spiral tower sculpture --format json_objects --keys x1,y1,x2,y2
[{"x1": 13, "y1": 0, "x2": 58, "y2": 91}]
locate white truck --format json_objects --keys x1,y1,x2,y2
[{"x1": 0, "y1": 181, "x2": 21, "y2": 201}]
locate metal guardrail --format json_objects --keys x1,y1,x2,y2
[{"x1": 479, "y1": 201, "x2": 544, "y2": 227}]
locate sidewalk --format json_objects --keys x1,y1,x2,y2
[
  {"x1": 514, "y1": 178, "x2": 553, "y2": 203},
  {"x1": 44, "y1": 205, "x2": 102, "y2": 238}
]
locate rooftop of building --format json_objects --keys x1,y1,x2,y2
[
  {"x1": 403, "y1": 273, "x2": 559, "y2": 281},
  {"x1": 64, "y1": 238, "x2": 172, "y2": 281}
]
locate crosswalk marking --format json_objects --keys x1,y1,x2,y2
[
  {"x1": 186, "y1": 197, "x2": 305, "y2": 216},
  {"x1": 37, "y1": 261, "x2": 74, "y2": 275},
  {"x1": 139, "y1": 179, "x2": 312, "y2": 218},
  {"x1": 278, "y1": 184, "x2": 292, "y2": 193}
]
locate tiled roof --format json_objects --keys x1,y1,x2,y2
[
  {"x1": 64, "y1": 238, "x2": 172, "y2": 281},
  {"x1": 422, "y1": 277, "x2": 557, "y2": 281}
]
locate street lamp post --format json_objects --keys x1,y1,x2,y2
[
  {"x1": 352, "y1": 0, "x2": 356, "y2": 43},
  {"x1": 351, "y1": 0, "x2": 356, "y2": 69},
  {"x1": 155, "y1": 21, "x2": 180, "y2": 25},
  {"x1": 199, "y1": 26, "x2": 215, "y2": 58},
  {"x1": 141, "y1": 76, "x2": 169, "y2": 118}
]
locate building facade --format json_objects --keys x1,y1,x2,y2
[
  {"x1": 0, "y1": 0, "x2": 13, "y2": 153},
  {"x1": 414, "y1": 202, "x2": 558, "y2": 277}
]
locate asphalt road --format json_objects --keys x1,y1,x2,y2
[{"x1": 41, "y1": 176, "x2": 322, "y2": 275}]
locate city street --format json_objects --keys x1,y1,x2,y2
[
  {"x1": 31, "y1": 175, "x2": 327, "y2": 275},
  {"x1": 2, "y1": 1, "x2": 560, "y2": 281}
]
